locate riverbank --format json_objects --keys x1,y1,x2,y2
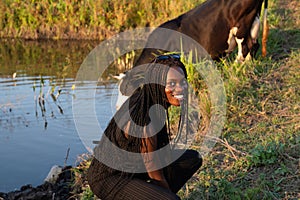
[
  {"x1": 0, "y1": 157, "x2": 93, "y2": 200},
  {"x1": 0, "y1": 0, "x2": 202, "y2": 40},
  {"x1": 0, "y1": 166, "x2": 74, "y2": 200}
]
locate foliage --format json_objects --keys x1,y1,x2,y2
[
  {"x1": 178, "y1": 0, "x2": 300, "y2": 199},
  {"x1": 247, "y1": 142, "x2": 284, "y2": 167},
  {"x1": 80, "y1": 187, "x2": 95, "y2": 200},
  {"x1": 0, "y1": 0, "x2": 203, "y2": 40}
]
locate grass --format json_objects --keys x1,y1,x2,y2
[
  {"x1": 0, "y1": 0, "x2": 203, "y2": 40},
  {"x1": 176, "y1": 0, "x2": 300, "y2": 199}
]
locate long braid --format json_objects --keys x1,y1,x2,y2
[{"x1": 90, "y1": 54, "x2": 189, "y2": 199}]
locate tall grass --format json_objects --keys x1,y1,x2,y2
[
  {"x1": 0, "y1": 0, "x2": 203, "y2": 40},
  {"x1": 177, "y1": 0, "x2": 300, "y2": 199}
]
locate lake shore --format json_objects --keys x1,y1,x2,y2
[
  {"x1": 0, "y1": 162, "x2": 92, "y2": 200},
  {"x1": 0, "y1": 166, "x2": 74, "y2": 200}
]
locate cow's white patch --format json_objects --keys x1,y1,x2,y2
[
  {"x1": 245, "y1": 15, "x2": 260, "y2": 61},
  {"x1": 250, "y1": 15, "x2": 260, "y2": 41},
  {"x1": 235, "y1": 37, "x2": 245, "y2": 62},
  {"x1": 226, "y1": 27, "x2": 238, "y2": 53}
]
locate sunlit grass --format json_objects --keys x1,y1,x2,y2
[
  {"x1": 180, "y1": 31, "x2": 299, "y2": 200},
  {"x1": 0, "y1": 0, "x2": 204, "y2": 40},
  {"x1": 176, "y1": 0, "x2": 300, "y2": 198}
]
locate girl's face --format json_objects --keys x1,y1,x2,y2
[{"x1": 165, "y1": 66, "x2": 188, "y2": 107}]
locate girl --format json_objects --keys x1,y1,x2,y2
[{"x1": 87, "y1": 54, "x2": 202, "y2": 200}]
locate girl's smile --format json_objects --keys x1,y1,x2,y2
[{"x1": 165, "y1": 66, "x2": 188, "y2": 106}]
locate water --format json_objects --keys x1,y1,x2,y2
[{"x1": 0, "y1": 39, "x2": 121, "y2": 192}]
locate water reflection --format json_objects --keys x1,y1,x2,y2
[
  {"x1": 0, "y1": 39, "x2": 96, "y2": 77},
  {"x1": 0, "y1": 39, "x2": 120, "y2": 192}
]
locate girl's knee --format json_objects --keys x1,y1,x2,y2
[{"x1": 187, "y1": 149, "x2": 202, "y2": 168}]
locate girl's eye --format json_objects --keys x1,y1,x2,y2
[
  {"x1": 166, "y1": 79, "x2": 188, "y2": 88},
  {"x1": 167, "y1": 82, "x2": 176, "y2": 87},
  {"x1": 181, "y1": 79, "x2": 187, "y2": 86}
]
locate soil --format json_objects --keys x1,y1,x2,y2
[{"x1": 0, "y1": 166, "x2": 80, "y2": 200}]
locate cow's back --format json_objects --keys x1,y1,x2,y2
[{"x1": 180, "y1": 0, "x2": 228, "y2": 59}]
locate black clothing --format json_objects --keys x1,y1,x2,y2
[{"x1": 87, "y1": 149, "x2": 202, "y2": 200}]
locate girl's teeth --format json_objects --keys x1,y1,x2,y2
[{"x1": 174, "y1": 95, "x2": 184, "y2": 99}]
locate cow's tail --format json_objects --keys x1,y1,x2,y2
[{"x1": 262, "y1": 0, "x2": 269, "y2": 57}]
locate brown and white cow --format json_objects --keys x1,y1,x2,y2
[{"x1": 118, "y1": 0, "x2": 269, "y2": 100}]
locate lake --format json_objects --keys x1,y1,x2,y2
[{"x1": 0, "y1": 39, "x2": 121, "y2": 192}]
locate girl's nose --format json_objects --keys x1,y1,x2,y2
[{"x1": 174, "y1": 83, "x2": 184, "y2": 92}]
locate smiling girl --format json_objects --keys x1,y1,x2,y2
[{"x1": 87, "y1": 54, "x2": 202, "y2": 200}]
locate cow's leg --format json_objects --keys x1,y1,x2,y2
[
  {"x1": 228, "y1": 27, "x2": 246, "y2": 63},
  {"x1": 235, "y1": 37, "x2": 245, "y2": 62},
  {"x1": 246, "y1": 15, "x2": 261, "y2": 60}
]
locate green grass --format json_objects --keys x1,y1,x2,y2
[
  {"x1": 178, "y1": 0, "x2": 300, "y2": 199},
  {"x1": 0, "y1": 0, "x2": 203, "y2": 40}
]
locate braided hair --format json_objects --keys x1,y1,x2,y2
[{"x1": 90, "y1": 54, "x2": 189, "y2": 197}]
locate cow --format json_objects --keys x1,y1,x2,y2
[{"x1": 117, "y1": 0, "x2": 269, "y2": 102}]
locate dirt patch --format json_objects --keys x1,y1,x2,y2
[
  {"x1": 275, "y1": 0, "x2": 300, "y2": 28},
  {"x1": 287, "y1": 1, "x2": 300, "y2": 27}
]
